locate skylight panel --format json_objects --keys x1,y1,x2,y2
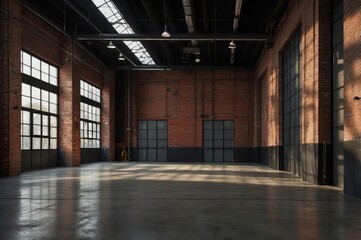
[{"x1": 91, "y1": 0, "x2": 155, "y2": 65}]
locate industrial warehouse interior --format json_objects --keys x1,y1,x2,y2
[{"x1": 0, "y1": 0, "x2": 361, "y2": 239}]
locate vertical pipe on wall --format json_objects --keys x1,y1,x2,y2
[
  {"x1": 127, "y1": 70, "x2": 132, "y2": 160},
  {"x1": 211, "y1": 71, "x2": 214, "y2": 118},
  {"x1": 194, "y1": 73, "x2": 197, "y2": 148}
]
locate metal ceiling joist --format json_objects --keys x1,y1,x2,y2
[{"x1": 75, "y1": 33, "x2": 272, "y2": 41}]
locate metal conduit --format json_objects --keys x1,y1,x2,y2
[
  {"x1": 230, "y1": 0, "x2": 243, "y2": 65},
  {"x1": 182, "y1": 0, "x2": 197, "y2": 46}
]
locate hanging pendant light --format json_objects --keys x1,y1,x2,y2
[
  {"x1": 161, "y1": 0, "x2": 171, "y2": 38},
  {"x1": 107, "y1": 41, "x2": 116, "y2": 49},
  {"x1": 161, "y1": 25, "x2": 171, "y2": 38},
  {"x1": 118, "y1": 52, "x2": 125, "y2": 61},
  {"x1": 228, "y1": 41, "x2": 237, "y2": 49}
]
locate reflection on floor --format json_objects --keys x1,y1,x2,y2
[{"x1": 0, "y1": 163, "x2": 360, "y2": 239}]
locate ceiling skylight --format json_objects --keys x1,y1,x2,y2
[{"x1": 91, "y1": 0, "x2": 155, "y2": 65}]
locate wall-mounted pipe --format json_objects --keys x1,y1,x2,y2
[{"x1": 127, "y1": 70, "x2": 132, "y2": 161}]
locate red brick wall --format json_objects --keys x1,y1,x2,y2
[
  {"x1": 129, "y1": 69, "x2": 255, "y2": 150},
  {"x1": 344, "y1": 0, "x2": 361, "y2": 141},
  {"x1": 0, "y1": 2, "x2": 115, "y2": 175},
  {"x1": 0, "y1": 0, "x2": 22, "y2": 176},
  {"x1": 256, "y1": 0, "x2": 332, "y2": 147}
]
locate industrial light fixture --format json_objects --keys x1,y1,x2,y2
[
  {"x1": 118, "y1": 52, "x2": 125, "y2": 61},
  {"x1": 228, "y1": 41, "x2": 237, "y2": 49},
  {"x1": 107, "y1": 41, "x2": 116, "y2": 49},
  {"x1": 195, "y1": 55, "x2": 200, "y2": 63},
  {"x1": 161, "y1": 25, "x2": 171, "y2": 38},
  {"x1": 161, "y1": 0, "x2": 171, "y2": 38}
]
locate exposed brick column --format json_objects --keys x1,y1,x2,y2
[
  {"x1": 318, "y1": 0, "x2": 332, "y2": 143},
  {"x1": 58, "y1": 42, "x2": 80, "y2": 167},
  {"x1": 0, "y1": 0, "x2": 22, "y2": 176},
  {"x1": 101, "y1": 71, "x2": 115, "y2": 161}
]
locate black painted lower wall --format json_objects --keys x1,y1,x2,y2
[
  {"x1": 128, "y1": 147, "x2": 260, "y2": 163},
  {"x1": 21, "y1": 150, "x2": 57, "y2": 171},
  {"x1": 344, "y1": 140, "x2": 361, "y2": 199},
  {"x1": 81, "y1": 149, "x2": 101, "y2": 164},
  {"x1": 259, "y1": 146, "x2": 282, "y2": 170},
  {"x1": 259, "y1": 143, "x2": 332, "y2": 185}
]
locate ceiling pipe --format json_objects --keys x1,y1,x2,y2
[
  {"x1": 182, "y1": 0, "x2": 197, "y2": 46},
  {"x1": 75, "y1": 33, "x2": 271, "y2": 41},
  {"x1": 230, "y1": 0, "x2": 243, "y2": 65}
]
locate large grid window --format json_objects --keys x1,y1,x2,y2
[
  {"x1": 21, "y1": 51, "x2": 58, "y2": 151},
  {"x1": 138, "y1": 120, "x2": 168, "y2": 162},
  {"x1": 21, "y1": 51, "x2": 58, "y2": 86},
  {"x1": 80, "y1": 80, "x2": 101, "y2": 149},
  {"x1": 203, "y1": 120, "x2": 234, "y2": 162},
  {"x1": 282, "y1": 28, "x2": 302, "y2": 175}
]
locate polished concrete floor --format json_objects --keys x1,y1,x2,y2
[{"x1": 0, "y1": 163, "x2": 360, "y2": 240}]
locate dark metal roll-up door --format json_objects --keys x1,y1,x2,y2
[
  {"x1": 138, "y1": 120, "x2": 168, "y2": 162},
  {"x1": 203, "y1": 120, "x2": 234, "y2": 162}
]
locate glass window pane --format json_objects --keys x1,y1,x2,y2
[
  {"x1": 33, "y1": 125, "x2": 41, "y2": 135},
  {"x1": 50, "y1": 76, "x2": 57, "y2": 86},
  {"x1": 22, "y1": 96, "x2": 31, "y2": 108},
  {"x1": 158, "y1": 130, "x2": 167, "y2": 139},
  {"x1": 23, "y1": 65, "x2": 31, "y2": 75},
  {"x1": 32, "y1": 99, "x2": 41, "y2": 110},
  {"x1": 33, "y1": 113, "x2": 41, "y2": 124},
  {"x1": 22, "y1": 137, "x2": 31, "y2": 150},
  {"x1": 32, "y1": 56, "x2": 41, "y2": 70},
  {"x1": 42, "y1": 138, "x2": 49, "y2": 149},
  {"x1": 22, "y1": 83, "x2": 31, "y2": 96},
  {"x1": 41, "y1": 90, "x2": 49, "y2": 101},
  {"x1": 214, "y1": 140, "x2": 223, "y2": 148},
  {"x1": 22, "y1": 124, "x2": 30, "y2": 136},
  {"x1": 22, "y1": 111, "x2": 30, "y2": 124},
  {"x1": 50, "y1": 139, "x2": 57, "y2": 149},
  {"x1": 204, "y1": 139, "x2": 213, "y2": 148},
  {"x1": 50, "y1": 93, "x2": 57, "y2": 104},
  {"x1": 148, "y1": 130, "x2": 156, "y2": 139},
  {"x1": 42, "y1": 126, "x2": 49, "y2": 136},
  {"x1": 22, "y1": 51, "x2": 31, "y2": 65},
  {"x1": 148, "y1": 140, "x2": 156, "y2": 148},
  {"x1": 214, "y1": 121, "x2": 223, "y2": 129},
  {"x1": 49, "y1": 66, "x2": 57, "y2": 77},
  {"x1": 204, "y1": 121, "x2": 212, "y2": 129},
  {"x1": 157, "y1": 121, "x2": 167, "y2": 129},
  {"x1": 50, "y1": 116, "x2": 57, "y2": 127},
  {"x1": 32, "y1": 87, "x2": 40, "y2": 99},
  {"x1": 50, "y1": 127, "x2": 57, "y2": 138},
  {"x1": 50, "y1": 104, "x2": 57, "y2": 114},
  {"x1": 32, "y1": 69, "x2": 40, "y2": 79},
  {"x1": 157, "y1": 140, "x2": 167, "y2": 148},
  {"x1": 224, "y1": 121, "x2": 234, "y2": 129},
  {"x1": 148, "y1": 121, "x2": 156, "y2": 129},
  {"x1": 224, "y1": 140, "x2": 234, "y2": 148},
  {"x1": 214, "y1": 130, "x2": 223, "y2": 139},
  {"x1": 33, "y1": 137, "x2": 41, "y2": 149},
  {"x1": 41, "y1": 61, "x2": 49, "y2": 74}
]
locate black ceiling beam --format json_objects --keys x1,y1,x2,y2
[
  {"x1": 115, "y1": 65, "x2": 254, "y2": 70},
  {"x1": 75, "y1": 33, "x2": 272, "y2": 41}
]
